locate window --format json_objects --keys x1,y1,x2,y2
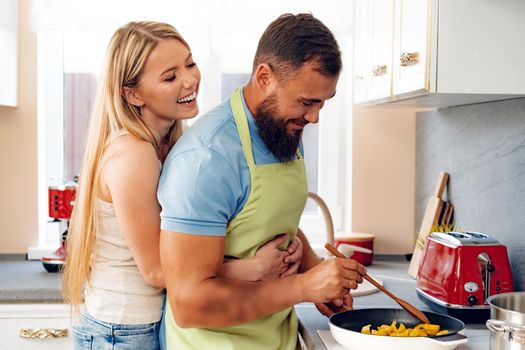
[{"x1": 34, "y1": 0, "x2": 354, "y2": 257}]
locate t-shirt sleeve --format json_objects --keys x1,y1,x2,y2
[{"x1": 157, "y1": 146, "x2": 241, "y2": 236}]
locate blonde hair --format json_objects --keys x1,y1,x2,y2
[{"x1": 62, "y1": 21, "x2": 189, "y2": 313}]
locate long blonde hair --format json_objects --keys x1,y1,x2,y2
[{"x1": 62, "y1": 21, "x2": 189, "y2": 312}]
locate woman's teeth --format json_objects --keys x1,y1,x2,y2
[{"x1": 177, "y1": 92, "x2": 196, "y2": 104}]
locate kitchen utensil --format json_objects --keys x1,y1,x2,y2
[
  {"x1": 329, "y1": 308, "x2": 468, "y2": 350},
  {"x1": 417, "y1": 231, "x2": 514, "y2": 323},
  {"x1": 338, "y1": 243, "x2": 372, "y2": 256},
  {"x1": 487, "y1": 292, "x2": 525, "y2": 350},
  {"x1": 335, "y1": 233, "x2": 375, "y2": 266},
  {"x1": 445, "y1": 203, "x2": 454, "y2": 226},
  {"x1": 438, "y1": 201, "x2": 449, "y2": 226},
  {"x1": 325, "y1": 243, "x2": 431, "y2": 324},
  {"x1": 409, "y1": 172, "x2": 449, "y2": 278}
]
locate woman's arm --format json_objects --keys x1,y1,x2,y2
[
  {"x1": 220, "y1": 234, "x2": 304, "y2": 281},
  {"x1": 101, "y1": 136, "x2": 165, "y2": 287},
  {"x1": 220, "y1": 234, "x2": 288, "y2": 281}
]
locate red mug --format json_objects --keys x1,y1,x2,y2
[{"x1": 334, "y1": 233, "x2": 375, "y2": 266}]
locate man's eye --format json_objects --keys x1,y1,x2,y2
[
  {"x1": 302, "y1": 102, "x2": 312, "y2": 107},
  {"x1": 187, "y1": 62, "x2": 197, "y2": 68}
]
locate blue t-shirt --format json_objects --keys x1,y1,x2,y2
[{"x1": 158, "y1": 90, "x2": 303, "y2": 236}]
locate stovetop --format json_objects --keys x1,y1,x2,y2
[{"x1": 318, "y1": 330, "x2": 347, "y2": 350}]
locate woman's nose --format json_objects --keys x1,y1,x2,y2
[{"x1": 182, "y1": 72, "x2": 199, "y2": 89}]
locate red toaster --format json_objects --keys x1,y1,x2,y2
[{"x1": 416, "y1": 231, "x2": 514, "y2": 322}]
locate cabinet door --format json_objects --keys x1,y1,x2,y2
[
  {"x1": 354, "y1": 0, "x2": 394, "y2": 104},
  {"x1": 0, "y1": 0, "x2": 18, "y2": 106},
  {"x1": 0, "y1": 317, "x2": 73, "y2": 349},
  {"x1": 353, "y1": 0, "x2": 370, "y2": 104},
  {"x1": 368, "y1": 0, "x2": 394, "y2": 101},
  {"x1": 392, "y1": 0, "x2": 429, "y2": 95},
  {"x1": 0, "y1": 304, "x2": 74, "y2": 350}
]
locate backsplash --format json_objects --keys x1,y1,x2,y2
[{"x1": 416, "y1": 98, "x2": 525, "y2": 291}]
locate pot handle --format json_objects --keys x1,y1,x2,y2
[
  {"x1": 425, "y1": 333, "x2": 468, "y2": 346},
  {"x1": 486, "y1": 319, "x2": 525, "y2": 344}
]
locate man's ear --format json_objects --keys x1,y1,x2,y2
[
  {"x1": 254, "y1": 63, "x2": 278, "y2": 94},
  {"x1": 122, "y1": 86, "x2": 144, "y2": 107}
]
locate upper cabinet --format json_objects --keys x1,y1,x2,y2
[
  {"x1": 0, "y1": 0, "x2": 18, "y2": 107},
  {"x1": 354, "y1": 0, "x2": 525, "y2": 108}
]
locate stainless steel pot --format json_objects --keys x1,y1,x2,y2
[{"x1": 487, "y1": 292, "x2": 525, "y2": 349}]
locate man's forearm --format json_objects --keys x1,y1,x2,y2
[
  {"x1": 168, "y1": 273, "x2": 304, "y2": 328},
  {"x1": 297, "y1": 229, "x2": 322, "y2": 273}
]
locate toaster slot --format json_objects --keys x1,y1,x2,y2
[{"x1": 477, "y1": 253, "x2": 494, "y2": 303}]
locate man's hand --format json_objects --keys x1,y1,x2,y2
[
  {"x1": 297, "y1": 257, "x2": 366, "y2": 304},
  {"x1": 315, "y1": 293, "x2": 354, "y2": 317}
]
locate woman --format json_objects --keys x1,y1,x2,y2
[{"x1": 62, "y1": 21, "x2": 303, "y2": 350}]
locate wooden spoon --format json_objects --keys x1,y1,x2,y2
[{"x1": 325, "y1": 243, "x2": 431, "y2": 324}]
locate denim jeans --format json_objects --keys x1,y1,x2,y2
[{"x1": 72, "y1": 312, "x2": 161, "y2": 350}]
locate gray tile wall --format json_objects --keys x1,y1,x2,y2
[{"x1": 416, "y1": 98, "x2": 525, "y2": 291}]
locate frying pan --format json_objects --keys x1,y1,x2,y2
[{"x1": 329, "y1": 308, "x2": 468, "y2": 350}]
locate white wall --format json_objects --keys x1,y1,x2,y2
[{"x1": 351, "y1": 107, "x2": 416, "y2": 254}]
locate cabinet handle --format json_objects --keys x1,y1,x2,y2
[
  {"x1": 19, "y1": 328, "x2": 68, "y2": 339},
  {"x1": 400, "y1": 52, "x2": 420, "y2": 66},
  {"x1": 372, "y1": 65, "x2": 387, "y2": 76}
]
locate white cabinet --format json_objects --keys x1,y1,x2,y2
[
  {"x1": 354, "y1": 0, "x2": 394, "y2": 104},
  {"x1": 354, "y1": 0, "x2": 525, "y2": 108},
  {"x1": 0, "y1": 0, "x2": 18, "y2": 107},
  {"x1": 392, "y1": 0, "x2": 428, "y2": 96},
  {"x1": 0, "y1": 304, "x2": 73, "y2": 349}
]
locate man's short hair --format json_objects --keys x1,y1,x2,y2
[{"x1": 253, "y1": 13, "x2": 342, "y2": 81}]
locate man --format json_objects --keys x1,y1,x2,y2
[{"x1": 158, "y1": 13, "x2": 366, "y2": 350}]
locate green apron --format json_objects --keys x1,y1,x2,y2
[{"x1": 165, "y1": 88, "x2": 308, "y2": 350}]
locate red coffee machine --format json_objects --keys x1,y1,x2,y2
[
  {"x1": 41, "y1": 178, "x2": 77, "y2": 273},
  {"x1": 416, "y1": 231, "x2": 514, "y2": 322}
]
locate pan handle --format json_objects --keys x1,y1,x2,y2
[{"x1": 425, "y1": 332, "x2": 468, "y2": 346}]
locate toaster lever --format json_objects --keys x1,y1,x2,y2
[{"x1": 477, "y1": 253, "x2": 492, "y2": 303}]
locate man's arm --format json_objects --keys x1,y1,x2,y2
[
  {"x1": 296, "y1": 229, "x2": 322, "y2": 272},
  {"x1": 160, "y1": 230, "x2": 364, "y2": 328}
]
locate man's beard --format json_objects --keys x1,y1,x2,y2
[{"x1": 253, "y1": 94, "x2": 303, "y2": 162}]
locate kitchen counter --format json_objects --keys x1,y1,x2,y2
[
  {"x1": 0, "y1": 255, "x2": 490, "y2": 349},
  {"x1": 296, "y1": 256, "x2": 490, "y2": 349},
  {"x1": 0, "y1": 255, "x2": 63, "y2": 303}
]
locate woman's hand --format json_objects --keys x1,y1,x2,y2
[
  {"x1": 253, "y1": 234, "x2": 290, "y2": 281},
  {"x1": 281, "y1": 237, "x2": 303, "y2": 278}
]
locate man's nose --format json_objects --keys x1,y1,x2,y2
[{"x1": 304, "y1": 108, "x2": 320, "y2": 124}]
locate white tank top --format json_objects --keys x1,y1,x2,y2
[{"x1": 84, "y1": 130, "x2": 165, "y2": 324}]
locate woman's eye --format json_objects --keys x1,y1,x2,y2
[
  {"x1": 302, "y1": 102, "x2": 312, "y2": 107},
  {"x1": 164, "y1": 75, "x2": 176, "y2": 82},
  {"x1": 187, "y1": 62, "x2": 197, "y2": 69}
]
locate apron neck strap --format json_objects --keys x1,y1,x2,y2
[{"x1": 231, "y1": 88, "x2": 255, "y2": 168}]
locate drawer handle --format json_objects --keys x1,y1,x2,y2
[
  {"x1": 400, "y1": 52, "x2": 419, "y2": 66},
  {"x1": 19, "y1": 328, "x2": 68, "y2": 339},
  {"x1": 372, "y1": 65, "x2": 388, "y2": 76}
]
